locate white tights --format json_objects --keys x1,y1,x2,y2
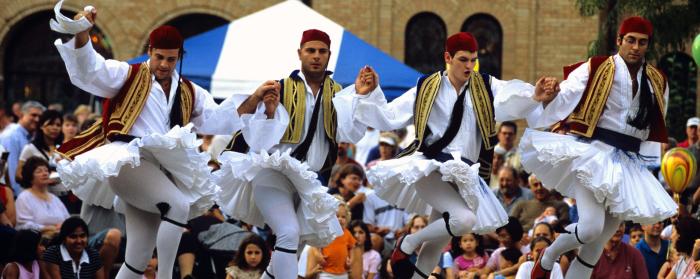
[
  {"x1": 400, "y1": 172, "x2": 476, "y2": 278},
  {"x1": 108, "y1": 157, "x2": 190, "y2": 279},
  {"x1": 542, "y1": 185, "x2": 621, "y2": 279},
  {"x1": 253, "y1": 169, "x2": 300, "y2": 279}
]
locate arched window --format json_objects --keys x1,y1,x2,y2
[
  {"x1": 1, "y1": 10, "x2": 113, "y2": 111},
  {"x1": 405, "y1": 12, "x2": 447, "y2": 74},
  {"x1": 142, "y1": 13, "x2": 228, "y2": 54},
  {"x1": 461, "y1": 13, "x2": 503, "y2": 78},
  {"x1": 658, "y1": 52, "x2": 698, "y2": 139}
]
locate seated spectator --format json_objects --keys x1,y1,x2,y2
[
  {"x1": 349, "y1": 220, "x2": 381, "y2": 279},
  {"x1": 490, "y1": 247, "x2": 522, "y2": 279},
  {"x1": 329, "y1": 164, "x2": 368, "y2": 221},
  {"x1": 637, "y1": 221, "x2": 670, "y2": 279},
  {"x1": 666, "y1": 216, "x2": 700, "y2": 279},
  {"x1": 43, "y1": 216, "x2": 104, "y2": 279},
  {"x1": 16, "y1": 110, "x2": 69, "y2": 204},
  {"x1": 453, "y1": 233, "x2": 489, "y2": 278},
  {"x1": 366, "y1": 132, "x2": 399, "y2": 169},
  {"x1": 484, "y1": 217, "x2": 527, "y2": 277},
  {"x1": 629, "y1": 223, "x2": 644, "y2": 246},
  {"x1": 658, "y1": 247, "x2": 679, "y2": 279},
  {"x1": 1, "y1": 100, "x2": 45, "y2": 196},
  {"x1": 0, "y1": 183, "x2": 15, "y2": 227},
  {"x1": 305, "y1": 199, "x2": 360, "y2": 278},
  {"x1": 225, "y1": 234, "x2": 269, "y2": 279},
  {"x1": 509, "y1": 175, "x2": 569, "y2": 232},
  {"x1": 494, "y1": 166, "x2": 533, "y2": 214},
  {"x1": 496, "y1": 121, "x2": 521, "y2": 172},
  {"x1": 1, "y1": 229, "x2": 45, "y2": 279},
  {"x1": 530, "y1": 222, "x2": 571, "y2": 273},
  {"x1": 61, "y1": 114, "x2": 79, "y2": 144},
  {"x1": 143, "y1": 253, "x2": 158, "y2": 279},
  {"x1": 177, "y1": 205, "x2": 226, "y2": 279},
  {"x1": 72, "y1": 105, "x2": 92, "y2": 128},
  {"x1": 592, "y1": 222, "x2": 648, "y2": 279},
  {"x1": 15, "y1": 157, "x2": 68, "y2": 234},
  {"x1": 515, "y1": 237, "x2": 564, "y2": 279}
]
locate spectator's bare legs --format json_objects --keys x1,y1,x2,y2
[
  {"x1": 100, "y1": 228, "x2": 122, "y2": 278},
  {"x1": 177, "y1": 253, "x2": 195, "y2": 279},
  {"x1": 400, "y1": 172, "x2": 476, "y2": 277}
]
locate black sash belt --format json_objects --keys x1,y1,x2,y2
[
  {"x1": 423, "y1": 151, "x2": 475, "y2": 165},
  {"x1": 590, "y1": 127, "x2": 642, "y2": 153},
  {"x1": 109, "y1": 134, "x2": 139, "y2": 143}
]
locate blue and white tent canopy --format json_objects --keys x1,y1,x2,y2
[{"x1": 131, "y1": 0, "x2": 421, "y2": 100}]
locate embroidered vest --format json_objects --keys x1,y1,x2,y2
[
  {"x1": 58, "y1": 62, "x2": 196, "y2": 160},
  {"x1": 555, "y1": 56, "x2": 668, "y2": 142},
  {"x1": 224, "y1": 70, "x2": 341, "y2": 163},
  {"x1": 397, "y1": 72, "x2": 497, "y2": 182}
]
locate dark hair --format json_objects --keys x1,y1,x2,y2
[
  {"x1": 501, "y1": 247, "x2": 523, "y2": 264},
  {"x1": 533, "y1": 222, "x2": 554, "y2": 237},
  {"x1": 450, "y1": 233, "x2": 486, "y2": 258},
  {"x1": 79, "y1": 118, "x2": 97, "y2": 133},
  {"x1": 234, "y1": 234, "x2": 270, "y2": 271},
  {"x1": 335, "y1": 164, "x2": 365, "y2": 188},
  {"x1": 9, "y1": 229, "x2": 41, "y2": 263},
  {"x1": 629, "y1": 223, "x2": 643, "y2": 233},
  {"x1": 673, "y1": 215, "x2": 700, "y2": 255},
  {"x1": 57, "y1": 216, "x2": 89, "y2": 245},
  {"x1": 497, "y1": 165, "x2": 518, "y2": 179},
  {"x1": 529, "y1": 236, "x2": 552, "y2": 251},
  {"x1": 63, "y1": 113, "x2": 78, "y2": 124},
  {"x1": 496, "y1": 217, "x2": 524, "y2": 243},
  {"x1": 349, "y1": 220, "x2": 372, "y2": 251},
  {"x1": 20, "y1": 156, "x2": 50, "y2": 188},
  {"x1": 499, "y1": 121, "x2": 518, "y2": 134},
  {"x1": 32, "y1": 110, "x2": 63, "y2": 152}
]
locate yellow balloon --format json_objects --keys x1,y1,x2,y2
[{"x1": 661, "y1": 148, "x2": 697, "y2": 194}]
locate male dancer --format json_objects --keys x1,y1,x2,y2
[
  {"x1": 214, "y1": 29, "x2": 380, "y2": 279},
  {"x1": 51, "y1": 6, "x2": 275, "y2": 279},
  {"x1": 520, "y1": 16, "x2": 678, "y2": 279},
  {"x1": 348, "y1": 32, "x2": 558, "y2": 278}
]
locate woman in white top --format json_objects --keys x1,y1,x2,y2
[
  {"x1": 665, "y1": 216, "x2": 700, "y2": 279},
  {"x1": 16, "y1": 110, "x2": 65, "y2": 196},
  {"x1": 15, "y1": 157, "x2": 69, "y2": 234}
]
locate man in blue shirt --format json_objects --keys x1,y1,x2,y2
[
  {"x1": 0, "y1": 101, "x2": 44, "y2": 195},
  {"x1": 635, "y1": 221, "x2": 669, "y2": 279}
]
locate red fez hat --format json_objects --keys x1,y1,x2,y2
[
  {"x1": 300, "y1": 29, "x2": 331, "y2": 47},
  {"x1": 149, "y1": 25, "x2": 184, "y2": 49},
  {"x1": 619, "y1": 16, "x2": 653, "y2": 38},
  {"x1": 445, "y1": 32, "x2": 478, "y2": 55}
]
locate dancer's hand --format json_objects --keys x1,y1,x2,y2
[
  {"x1": 73, "y1": 6, "x2": 96, "y2": 48},
  {"x1": 355, "y1": 66, "x2": 379, "y2": 95},
  {"x1": 262, "y1": 81, "x2": 280, "y2": 119},
  {"x1": 534, "y1": 76, "x2": 559, "y2": 105}
]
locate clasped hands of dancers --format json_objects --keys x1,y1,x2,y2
[{"x1": 51, "y1": 3, "x2": 673, "y2": 279}]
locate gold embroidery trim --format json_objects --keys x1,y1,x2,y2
[
  {"x1": 645, "y1": 65, "x2": 666, "y2": 117},
  {"x1": 281, "y1": 77, "x2": 306, "y2": 143},
  {"x1": 107, "y1": 62, "x2": 152, "y2": 137},
  {"x1": 469, "y1": 73, "x2": 496, "y2": 150},
  {"x1": 322, "y1": 76, "x2": 341, "y2": 143},
  {"x1": 567, "y1": 56, "x2": 616, "y2": 137}
]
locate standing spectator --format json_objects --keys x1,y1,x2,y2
[
  {"x1": 16, "y1": 110, "x2": 65, "y2": 199},
  {"x1": 665, "y1": 216, "x2": 700, "y2": 279},
  {"x1": 496, "y1": 121, "x2": 521, "y2": 171},
  {"x1": 592, "y1": 222, "x2": 648, "y2": 279},
  {"x1": 678, "y1": 117, "x2": 700, "y2": 148},
  {"x1": 366, "y1": 132, "x2": 399, "y2": 169},
  {"x1": 15, "y1": 157, "x2": 68, "y2": 234},
  {"x1": 494, "y1": 166, "x2": 533, "y2": 214},
  {"x1": 1, "y1": 229, "x2": 45, "y2": 279},
  {"x1": 225, "y1": 234, "x2": 270, "y2": 279},
  {"x1": 0, "y1": 101, "x2": 45, "y2": 195},
  {"x1": 510, "y1": 175, "x2": 569, "y2": 231},
  {"x1": 349, "y1": 220, "x2": 381, "y2": 279},
  {"x1": 42, "y1": 217, "x2": 104, "y2": 279},
  {"x1": 0, "y1": 108, "x2": 12, "y2": 134},
  {"x1": 61, "y1": 114, "x2": 79, "y2": 144},
  {"x1": 637, "y1": 221, "x2": 670, "y2": 279}
]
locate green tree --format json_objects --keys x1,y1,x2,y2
[{"x1": 576, "y1": 0, "x2": 700, "y2": 59}]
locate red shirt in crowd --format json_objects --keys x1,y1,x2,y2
[{"x1": 591, "y1": 242, "x2": 648, "y2": 279}]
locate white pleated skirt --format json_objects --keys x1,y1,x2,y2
[
  {"x1": 519, "y1": 128, "x2": 677, "y2": 224},
  {"x1": 57, "y1": 124, "x2": 220, "y2": 219},
  {"x1": 367, "y1": 154, "x2": 509, "y2": 234}
]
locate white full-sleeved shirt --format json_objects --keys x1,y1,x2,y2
[
  {"x1": 240, "y1": 71, "x2": 376, "y2": 171},
  {"x1": 54, "y1": 38, "x2": 242, "y2": 137},
  {"x1": 15, "y1": 190, "x2": 70, "y2": 231},
  {"x1": 353, "y1": 72, "x2": 539, "y2": 163},
  {"x1": 527, "y1": 54, "x2": 669, "y2": 141}
]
